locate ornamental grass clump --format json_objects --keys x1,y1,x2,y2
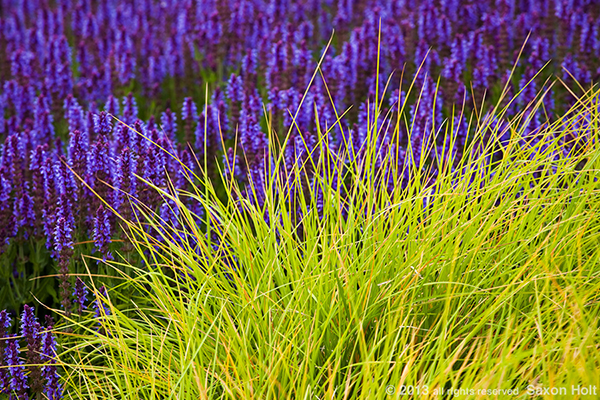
[
  {"x1": 57, "y1": 80, "x2": 600, "y2": 399},
  {"x1": 1, "y1": 1, "x2": 600, "y2": 398},
  {"x1": 2, "y1": 0, "x2": 600, "y2": 317}
]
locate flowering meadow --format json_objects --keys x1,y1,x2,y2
[{"x1": 0, "y1": 0, "x2": 599, "y2": 399}]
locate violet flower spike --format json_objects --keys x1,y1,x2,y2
[
  {"x1": 93, "y1": 111, "x2": 112, "y2": 137},
  {"x1": 122, "y1": 93, "x2": 138, "y2": 125},
  {"x1": 0, "y1": 310, "x2": 11, "y2": 393},
  {"x1": 93, "y1": 286, "x2": 111, "y2": 336},
  {"x1": 93, "y1": 204, "x2": 112, "y2": 262},
  {"x1": 73, "y1": 277, "x2": 89, "y2": 316},
  {"x1": 41, "y1": 323, "x2": 63, "y2": 400},
  {"x1": 21, "y1": 305, "x2": 43, "y2": 395},
  {"x1": 5, "y1": 337, "x2": 28, "y2": 398}
]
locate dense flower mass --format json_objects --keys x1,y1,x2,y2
[
  {"x1": 0, "y1": 308, "x2": 62, "y2": 399},
  {"x1": 0, "y1": 0, "x2": 598, "y2": 316}
]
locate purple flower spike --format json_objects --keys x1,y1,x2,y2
[
  {"x1": 0, "y1": 186, "x2": 16, "y2": 250},
  {"x1": 181, "y1": 98, "x2": 197, "y2": 122},
  {"x1": 68, "y1": 129, "x2": 89, "y2": 187},
  {"x1": 55, "y1": 210, "x2": 74, "y2": 314},
  {"x1": 5, "y1": 337, "x2": 28, "y2": 398},
  {"x1": 159, "y1": 201, "x2": 180, "y2": 230},
  {"x1": 180, "y1": 99, "x2": 197, "y2": 145},
  {"x1": 64, "y1": 96, "x2": 83, "y2": 132},
  {"x1": 93, "y1": 286, "x2": 111, "y2": 336},
  {"x1": 122, "y1": 93, "x2": 138, "y2": 126},
  {"x1": 34, "y1": 95, "x2": 55, "y2": 146},
  {"x1": 73, "y1": 277, "x2": 88, "y2": 316},
  {"x1": 88, "y1": 131, "x2": 113, "y2": 209},
  {"x1": 226, "y1": 74, "x2": 244, "y2": 104},
  {"x1": 93, "y1": 204, "x2": 112, "y2": 261},
  {"x1": 15, "y1": 182, "x2": 36, "y2": 235},
  {"x1": 211, "y1": 89, "x2": 229, "y2": 141},
  {"x1": 0, "y1": 310, "x2": 11, "y2": 392},
  {"x1": 115, "y1": 146, "x2": 137, "y2": 220},
  {"x1": 40, "y1": 155, "x2": 59, "y2": 252},
  {"x1": 40, "y1": 321, "x2": 62, "y2": 400},
  {"x1": 0, "y1": 94, "x2": 5, "y2": 135},
  {"x1": 104, "y1": 95, "x2": 120, "y2": 116},
  {"x1": 223, "y1": 147, "x2": 241, "y2": 182},
  {"x1": 168, "y1": 145, "x2": 186, "y2": 192},
  {"x1": 160, "y1": 108, "x2": 177, "y2": 143},
  {"x1": 21, "y1": 305, "x2": 43, "y2": 394},
  {"x1": 93, "y1": 111, "x2": 112, "y2": 137},
  {"x1": 94, "y1": 286, "x2": 110, "y2": 319},
  {"x1": 53, "y1": 195, "x2": 75, "y2": 258},
  {"x1": 20, "y1": 306, "x2": 40, "y2": 345}
]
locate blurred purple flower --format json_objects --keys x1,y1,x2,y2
[
  {"x1": 160, "y1": 108, "x2": 177, "y2": 143},
  {"x1": 122, "y1": 93, "x2": 138, "y2": 126}
]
